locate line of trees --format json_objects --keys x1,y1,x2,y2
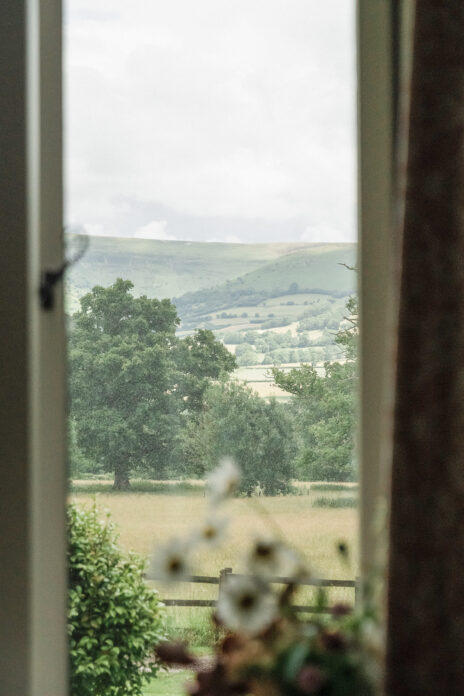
[
  {"x1": 69, "y1": 279, "x2": 358, "y2": 489},
  {"x1": 271, "y1": 296, "x2": 358, "y2": 481}
]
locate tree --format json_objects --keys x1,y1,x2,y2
[
  {"x1": 173, "y1": 329, "x2": 236, "y2": 412},
  {"x1": 271, "y1": 295, "x2": 358, "y2": 481},
  {"x1": 69, "y1": 279, "x2": 180, "y2": 488},
  {"x1": 181, "y1": 381, "x2": 295, "y2": 495},
  {"x1": 69, "y1": 280, "x2": 237, "y2": 488},
  {"x1": 335, "y1": 295, "x2": 358, "y2": 360}
]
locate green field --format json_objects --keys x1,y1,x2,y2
[
  {"x1": 71, "y1": 483, "x2": 358, "y2": 642},
  {"x1": 143, "y1": 671, "x2": 191, "y2": 696},
  {"x1": 71, "y1": 482, "x2": 358, "y2": 696}
]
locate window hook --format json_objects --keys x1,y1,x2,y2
[{"x1": 40, "y1": 234, "x2": 89, "y2": 311}]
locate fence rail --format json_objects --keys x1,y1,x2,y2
[{"x1": 148, "y1": 568, "x2": 360, "y2": 614}]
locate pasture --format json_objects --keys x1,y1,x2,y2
[{"x1": 70, "y1": 482, "x2": 359, "y2": 646}]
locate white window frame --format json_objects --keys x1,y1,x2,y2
[
  {"x1": 0, "y1": 1, "x2": 67, "y2": 694},
  {"x1": 0, "y1": 1, "x2": 410, "y2": 692}
]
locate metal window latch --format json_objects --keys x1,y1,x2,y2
[{"x1": 39, "y1": 234, "x2": 89, "y2": 311}]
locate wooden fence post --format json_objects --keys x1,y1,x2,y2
[
  {"x1": 215, "y1": 568, "x2": 232, "y2": 641},
  {"x1": 218, "y1": 567, "x2": 233, "y2": 602},
  {"x1": 355, "y1": 576, "x2": 361, "y2": 607}
]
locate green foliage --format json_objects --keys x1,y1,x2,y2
[
  {"x1": 173, "y1": 328, "x2": 237, "y2": 412},
  {"x1": 69, "y1": 279, "x2": 179, "y2": 488},
  {"x1": 68, "y1": 281, "x2": 235, "y2": 487},
  {"x1": 271, "y1": 294, "x2": 358, "y2": 482},
  {"x1": 181, "y1": 381, "x2": 296, "y2": 495},
  {"x1": 68, "y1": 504, "x2": 165, "y2": 696},
  {"x1": 272, "y1": 361, "x2": 357, "y2": 481},
  {"x1": 235, "y1": 343, "x2": 258, "y2": 366},
  {"x1": 335, "y1": 295, "x2": 358, "y2": 360},
  {"x1": 68, "y1": 419, "x2": 95, "y2": 478}
]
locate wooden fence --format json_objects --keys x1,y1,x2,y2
[{"x1": 150, "y1": 568, "x2": 360, "y2": 614}]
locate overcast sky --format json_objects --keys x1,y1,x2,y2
[{"x1": 64, "y1": 0, "x2": 356, "y2": 244}]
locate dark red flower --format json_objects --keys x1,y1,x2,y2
[
  {"x1": 321, "y1": 629, "x2": 346, "y2": 652},
  {"x1": 331, "y1": 602, "x2": 352, "y2": 617},
  {"x1": 187, "y1": 664, "x2": 248, "y2": 696},
  {"x1": 297, "y1": 665, "x2": 327, "y2": 693},
  {"x1": 155, "y1": 641, "x2": 196, "y2": 665}
]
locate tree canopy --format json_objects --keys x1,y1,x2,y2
[
  {"x1": 68, "y1": 279, "x2": 236, "y2": 488},
  {"x1": 271, "y1": 296, "x2": 358, "y2": 481},
  {"x1": 181, "y1": 381, "x2": 296, "y2": 495}
]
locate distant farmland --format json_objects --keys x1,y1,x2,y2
[{"x1": 67, "y1": 235, "x2": 357, "y2": 391}]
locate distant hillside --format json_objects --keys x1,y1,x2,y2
[
  {"x1": 66, "y1": 235, "x2": 357, "y2": 389},
  {"x1": 65, "y1": 234, "x2": 332, "y2": 312},
  {"x1": 174, "y1": 244, "x2": 356, "y2": 328},
  {"x1": 66, "y1": 236, "x2": 356, "y2": 319}
]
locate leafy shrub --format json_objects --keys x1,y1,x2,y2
[{"x1": 68, "y1": 504, "x2": 165, "y2": 696}]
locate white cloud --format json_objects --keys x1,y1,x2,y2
[
  {"x1": 64, "y1": 0, "x2": 356, "y2": 242},
  {"x1": 134, "y1": 220, "x2": 176, "y2": 240}
]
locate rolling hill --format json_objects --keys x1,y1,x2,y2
[
  {"x1": 174, "y1": 244, "x2": 356, "y2": 328},
  {"x1": 65, "y1": 235, "x2": 356, "y2": 319},
  {"x1": 66, "y1": 235, "x2": 357, "y2": 398}
]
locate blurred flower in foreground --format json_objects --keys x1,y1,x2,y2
[
  {"x1": 152, "y1": 457, "x2": 380, "y2": 696},
  {"x1": 296, "y1": 664, "x2": 327, "y2": 694},
  {"x1": 208, "y1": 457, "x2": 241, "y2": 505},
  {"x1": 217, "y1": 575, "x2": 277, "y2": 635},
  {"x1": 247, "y1": 537, "x2": 306, "y2": 580},
  {"x1": 193, "y1": 515, "x2": 228, "y2": 547},
  {"x1": 147, "y1": 538, "x2": 192, "y2": 582}
]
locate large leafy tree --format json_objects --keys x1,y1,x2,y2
[
  {"x1": 181, "y1": 381, "x2": 296, "y2": 495},
  {"x1": 69, "y1": 279, "x2": 180, "y2": 488},
  {"x1": 271, "y1": 296, "x2": 358, "y2": 482},
  {"x1": 69, "y1": 279, "x2": 236, "y2": 488}
]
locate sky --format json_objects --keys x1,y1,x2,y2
[{"x1": 64, "y1": 0, "x2": 356, "y2": 244}]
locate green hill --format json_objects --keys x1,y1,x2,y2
[
  {"x1": 173, "y1": 244, "x2": 356, "y2": 328},
  {"x1": 65, "y1": 235, "x2": 357, "y2": 383},
  {"x1": 65, "y1": 235, "x2": 328, "y2": 311},
  {"x1": 66, "y1": 236, "x2": 356, "y2": 316}
]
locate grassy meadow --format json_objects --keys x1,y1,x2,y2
[
  {"x1": 70, "y1": 481, "x2": 359, "y2": 646},
  {"x1": 143, "y1": 670, "x2": 191, "y2": 696}
]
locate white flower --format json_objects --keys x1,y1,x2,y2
[
  {"x1": 207, "y1": 457, "x2": 241, "y2": 505},
  {"x1": 192, "y1": 516, "x2": 228, "y2": 547},
  {"x1": 217, "y1": 575, "x2": 277, "y2": 635},
  {"x1": 247, "y1": 537, "x2": 306, "y2": 581},
  {"x1": 147, "y1": 538, "x2": 192, "y2": 583}
]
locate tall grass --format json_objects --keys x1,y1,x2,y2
[
  {"x1": 312, "y1": 496, "x2": 358, "y2": 508},
  {"x1": 70, "y1": 488, "x2": 359, "y2": 646},
  {"x1": 310, "y1": 483, "x2": 358, "y2": 492},
  {"x1": 70, "y1": 480, "x2": 204, "y2": 495}
]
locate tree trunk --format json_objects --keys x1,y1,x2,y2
[{"x1": 113, "y1": 469, "x2": 130, "y2": 490}]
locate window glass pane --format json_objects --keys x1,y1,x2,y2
[{"x1": 65, "y1": 1, "x2": 357, "y2": 689}]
